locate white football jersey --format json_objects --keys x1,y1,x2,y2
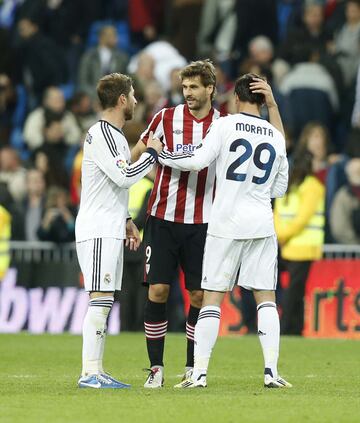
[
  {"x1": 159, "y1": 112, "x2": 288, "y2": 239},
  {"x1": 76, "y1": 120, "x2": 157, "y2": 242}
]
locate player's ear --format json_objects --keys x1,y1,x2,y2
[{"x1": 118, "y1": 93, "x2": 127, "y2": 106}]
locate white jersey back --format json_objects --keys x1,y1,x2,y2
[
  {"x1": 76, "y1": 120, "x2": 157, "y2": 242},
  {"x1": 159, "y1": 112, "x2": 288, "y2": 239}
]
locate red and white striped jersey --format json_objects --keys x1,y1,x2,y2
[{"x1": 140, "y1": 104, "x2": 222, "y2": 224}]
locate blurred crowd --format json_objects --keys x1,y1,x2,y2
[{"x1": 0, "y1": 0, "x2": 359, "y2": 248}]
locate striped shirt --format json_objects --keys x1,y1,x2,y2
[
  {"x1": 76, "y1": 120, "x2": 157, "y2": 242},
  {"x1": 141, "y1": 105, "x2": 222, "y2": 224}
]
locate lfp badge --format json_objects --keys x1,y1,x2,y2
[{"x1": 116, "y1": 159, "x2": 127, "y2": 169}]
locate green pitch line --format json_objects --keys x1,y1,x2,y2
[{"x1": 0, "y1": 333, "x2": 359, "y2": 423}]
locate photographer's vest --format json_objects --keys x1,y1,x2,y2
[
  {"x1": 0, "y1": 205, "x2": 11, "y2": 279},
  {"x1": 128, "y1": 178, "x2": 153, "y2": 239},
  {"x1": 276, "y1": 176, "x2": 325, "y2": 261}
]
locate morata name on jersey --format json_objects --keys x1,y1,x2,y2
[{"x1": 236, "y1": 122, "x2": 274, "y2": 137}]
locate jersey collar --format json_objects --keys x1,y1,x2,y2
[
  {"x1": 239, "y1": 112, "x2": 265, "y2": 121},
  {"x1": 184, "y1": 104, "x2": 214, "y2": 123},
  {"x1": 99, "y1": 119, "x2": 125, "y2": 136}
]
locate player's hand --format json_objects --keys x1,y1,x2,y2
[
  {"x1": 250, "y1": 78, "x2": 277, "y2": 109},
  {"x1": 147, "y1": 131, "x2": 163, "y2": 154},
  {"x1": 125, "y1": 219, "x2": 141, "y2": 251}
]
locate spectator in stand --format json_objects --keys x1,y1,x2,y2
[
  {"x1": 127, "y1": 41, "x2": 187, "y2": 92},
  {"x1": 129, "y1": 0, "x2": 165, "y2": 49},
  {"x1": 37, "y1": 186, "x2": 75, "y2": 243},
  {"x1": 32, "y1": 116, "x2": 70, "y2": 188},
  {"x1": 69, "y1": 92, "x2": 98, "y2": 132},
  {"x1": 70, "y1": 146, "x2": 83, "y2": 207},
  {"x1": 197, "y1": 0, "x2": 237, "y2": 62},
  {"x1": 332, "y1": 0, "x2": 360, "y2": 87},
  {"x1": 164, "y1": 68, "x2": 183, "y2": 108},
  {"x1": 143, "y1": 80, "x2": 167, "y2": 123},
  {"x1": 131, "y1": 52, "x2": 157, "y2": 89},
  {"x1": 14, "y1": 17, "x2": 67, "y2": 104},
  {"x1": 23, "y1": 86, "x2": 81, "y2": 151},
  {"x1": 168, "y1": 0, "x2": 204, "y2": 61},
  {"x1": 352, "y1": 64, "x2": 360, "y2": 127},
  {"x1": 296, "y1": 122, "x2": 340, "y2": 185},
  {"x1": 0, "y1": 146, "x2": 27, "y2": 203},
  {"x1": 213, "y1": 62, "x2": 234, "y2": 114},
  {"x1": 248, "y1": 36, "x2": 290, "y2": 89},
  {"x1": 19, "y1": 168, "x2": 46, "y2": 241},
  {"x1": 279, "y1": 3, "x2": 345, "y2": 101},
  {"x1": 330, "y1": 158, "x2": 360, "y2": 244},
  {"x1": 232, "y1": 0, "x2": 278, "y2": 61},
  {"x1": 0, "y1": 74, "x2": 17, "y2": 146},
  {"x1": 274, "y1": 152, "x2": 325, "y2": 335},
  {"x1": 280, "y1": 3, "x2": 333, "y2": 65},
  {"x1": 78, "y1": 25, "x2": 129, "y2": 99},
  {"x1": 279, "y1": 45, "x2": 338, "y2": 138}
]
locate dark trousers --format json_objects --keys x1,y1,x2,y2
[
  {"x1": 119, "y1": 260, "x2": 148, "y2": 331},
  {"x1": 281, "y1": 260, "x2": 312, "y2": 335}
]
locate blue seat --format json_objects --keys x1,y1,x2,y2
[
  {"x1": 58, "y1": 83, "x2": 75, "y2": 101},
  {"x1": 86, "y1": 20, "x2": 131, "y2": 54}
]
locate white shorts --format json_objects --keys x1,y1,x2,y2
[
  {"x1": 201, "y1": 234, "x2": 278, "y2": 292},
  {"x1": 76, "y1": 238, "x2": 124, "y2": 292}
]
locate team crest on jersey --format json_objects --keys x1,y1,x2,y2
[
  {"x1": 145, "y1": 264, "x2": 150, "y2": 274},
  {"x1": 104, "y1": 273, "x2": 111, "y2": 284},
  {"x1": 116, "y1": 159, "x2": 127, "y2": 169},
  {"x1": 173, "y1": 129, "x2": 183, "y2": 135},
  {"x1": 85, "y1": 132, "x2": 93, "y2": 144}
]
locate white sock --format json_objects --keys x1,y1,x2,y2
[
  {"x1": 193, "y1": 305, "x2": 221, "y2": 380},
  {"x1": 82, "y1": 296, "x2": 114, "y2": 376},
  {"x1": 257, "y1": 301, "x2": 279, "y2": 379}
]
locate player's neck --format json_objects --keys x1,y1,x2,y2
[
  {"x1": 188, "y1": 104, "x2": 212, "y2": 121},
  {"x1": 237, "y1": 103, "x2": 261, "y2": 117},
  {"x1": 101, "y1": 109, "x2": 125, "y2": 130}
]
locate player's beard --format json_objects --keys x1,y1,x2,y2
[
  {"x1": 186, "y1": 93, "x2": 208, "y2": 111},
  {"x1": 124, "y1": 103, "x2": 134, "y2": 121}
]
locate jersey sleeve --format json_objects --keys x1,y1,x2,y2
[
  {"x1": 91, "y1": 133, "x2": 158, "y2": 189},
  {"x1": 158, "y1": 119, "x2": 222, "y2": 171},
  {"x1": 270, "y1": 147, "x2": 289, "y2": 198},
  {"x1": 140, "y1": 109, "x2": 164, "y2": 145}
]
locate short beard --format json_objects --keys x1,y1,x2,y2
[
  {"x1": 187, "y1": 96, "x2": 207, "y2": 111},
  {"x1": 124, "y1": 106, "x2": 134, "y2": 121}
]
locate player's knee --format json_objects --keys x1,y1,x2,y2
[
  {"x1": 189, "y1": 290, "x2": 203, "y2": 308},
  {"x1": 149, "y1": 284, "x2": 170, "y2": 302}
]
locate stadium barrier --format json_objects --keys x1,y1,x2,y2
[
  {"x1": 1, "y1": 242, "x2": 360, "y2": 338},
  {"x1": 0, "y1": 241, "x2": 120, "y2": 334}
]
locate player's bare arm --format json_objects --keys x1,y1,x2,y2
[
  {"x1": 250, "y1": 78, "x2": 285, "y2": 138},
  {"x1": 131, "y1": 138, "x2": 147, "y2": 162}
]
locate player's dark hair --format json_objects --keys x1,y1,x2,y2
[
  {"x1": 234, "y1": 73, "x2": 266, "y2": 105},
  {"x1": 180, "y1": 59, "x2": 217, "y2": 101},
  {"x1": 97, "y1": 73, "x2": 132, "y2": 109}
]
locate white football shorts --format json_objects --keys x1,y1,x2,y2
[
  {"x1": 201, "y1": 234, "x2": 278, "y2": 292},
  {"x1": 76, "y1": 238, "x2": 124, "y2": 292}
]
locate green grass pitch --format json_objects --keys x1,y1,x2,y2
[{"x1": 1, "y1": 333, "x2": 359, "y2": 423}]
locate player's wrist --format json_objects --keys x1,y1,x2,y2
[{"x1": 146, "y1": 147, "x2": 159, "y2": 162}]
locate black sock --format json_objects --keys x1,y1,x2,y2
[
  {"x1": 186, "y1": 305, "x2": 200, "y2": 368},
  {"x1": 144, "y1": 299, "x2": 168, "y2": 367}
]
